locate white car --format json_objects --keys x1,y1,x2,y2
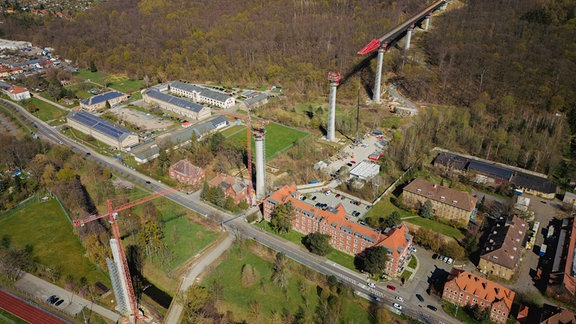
[
  {"x1": 395, "y1": 296, "x2": 404, "y2": 302},
  {"x1": 367, "y1": 282, "x2": 376, "y2": 288},
  {"x1": 393, "y1": 303, "x2": 403, "y2": 310},
  {"x1": 446, "y1": 258, "x2": 454, "y2": 265}
]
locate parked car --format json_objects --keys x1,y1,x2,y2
[
  {"x1": 386, "y1": 285, "x2": 396, "y2": 291},
  {"x1": 395, "y1": 296, "x2": 404, "y2": 302},
  {"x1": 446, "y1": 258, "x2": 454, "y2": 265},
  {"x1": 47, "y1": 295, "x2": 57, "y2": 304},
  {"x1": 55, "y1": 299, "x2": 64, "y2": 306},
  {"x1": 312, "y1": 196, "x2": 317, "y2": 200},
  {"x1": 416, "y1": 294, "x2": 424, "y2": 302},
  {"x1": 438, "y1": 255, "x2": 445, "y2": 262},
  {"x1": 432, "y1": 253, "x2": 438, "y2": 259},
  {"x1": 51, "y1": 297, "x2": 60, "y2": 305},
  {"x1": 427, "y1": 305, "x2": 437, "y2": 311},
  {"x1": 393, "y1": 303, "x2": 403, "y2": 310}
]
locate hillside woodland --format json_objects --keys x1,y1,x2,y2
[{"x1": 2, "y1": 0, "x2": 576, "y2": 184}]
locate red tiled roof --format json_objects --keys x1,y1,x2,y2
[
  {"x1": 8, "y1": 86, "x2": 28, "y2": 94},
  {"x1": 447, "y1": 269, "x2": 515, "y2": 309},
  {"x1": 170, "y1": 159, "x2": 203, "y2": 178}
]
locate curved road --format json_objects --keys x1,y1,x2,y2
[{"x1": 1, "y1": 98, "x2": 457, "y2": 324}]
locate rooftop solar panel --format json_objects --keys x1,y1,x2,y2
[{"x1": 67, "y1": 111, "x2": 133, "y2": 140}]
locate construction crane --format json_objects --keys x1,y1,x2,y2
[
  {"x1": 219, "y1": 110, "x2": 258, "y2": 205},
  {"x1": 73, "y1": 187, "x2": 176, "y2": 322}
]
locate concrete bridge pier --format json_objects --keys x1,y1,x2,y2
[
  {"x1": 372, "y1": 46, "x2": 385, "y2": 103},
  {"x1": 424, "y1": 16, "x2": 431, "y2": 31},
  {"x1": 327, "y1": 72, "x2": 340, "y2": 141},
  {"x1": 404, "y1": 25, "x2": 414, "y2": 50}
]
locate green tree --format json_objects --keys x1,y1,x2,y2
[
  {"x1": 360, "y1": 246, "x2": 389, "y2": 275},
  {"x1": 383, "y1": 211, "x2": 401, "y2": 228},
  {"x1": 440, "y1": 240, "x2": 465, "y2": 260},
  {"x1": 270, "y1": 202, "x2": 295, "y2": 234},
  {"x1": 420, "y1": 199, "x2": 434, "y2": 219},
  {"x1": 302, "y1": 232, "x2": 332, "y2": 256},
  {"x1": 271, "y1": 252, "x2": 288, "y2": 288}
]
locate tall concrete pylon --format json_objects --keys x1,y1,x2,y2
[
  {"x1": 327, "y1": 72, "x2": 340, "y2": 142},
  {"x1": 253, "y1": 123, "x2": 267, "y2": 200},
  {"x1": 372, "y1": 46, "x2": 386, "y2": 103},
  {"x1": 405, "y1": 25, "x2": 414, "y2": 50}
]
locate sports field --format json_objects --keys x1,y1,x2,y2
[
  {"x1": 73, "y1": 70, "x2": 146, "y2": 94},
  {"x1": 225, "y1": 121, "x2": 309, "y2": 159},
  {"x1": 0, "y1": 197, "x2": 109, "y2": 285}
]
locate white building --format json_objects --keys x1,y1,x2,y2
[
  {"x1": 6, "y1": 86, "x2": 31, "y2": 101},
  {"x1": 170, "y1": 81, "x2": 235, "y2": 109},
  {"x1": 350, "y1": 161, "x2": 380, "y2": 180},
  {"x1": 142, "y1": 89, "x2": 211, "y2": 121}
]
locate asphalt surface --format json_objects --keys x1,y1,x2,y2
[{"x1": 1, "y1": 98, "x2": 460, "y2": 324}]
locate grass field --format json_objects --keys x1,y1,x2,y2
[
  {"x1": 73, "y1": 70, "x2": 146, "y2": 94},
  {"x1": 401, "y1": 216, "x2": 464, "y2": 240},
  {"x1": 256, "y1": 222, "x2": 357, "y2": 271},
  {"x1": 226, "y1": 121, "x2": 309, "y2": 160},
  {"x1": 365, "y1": 196, "x2": 414, "y2": 220},
  {"x1": 0, "y1": 198, "x2": 109, "y2": 286},
  {"x1": 28, "y1": 98, "x2": 67, "y2": 121},
  {"x1": 0, "y1": 308, "x2": 27, "y2": 324},
  {"x1": 202, "y1": 246, "x2": 372, "y2": 323}
]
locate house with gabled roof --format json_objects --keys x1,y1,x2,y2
[
  {"x1": 478, "y1": 215, "x2": 527, "y2": 280},
  {"x1": 208, "y1": 173, "x2": 249, "y2": 204},
  {"x1": 169, "y1": 160, "x2": 205, "y2": 186},
  {"x1": 443, "y1": 269, "x2": 515, "y2": 324},
  {"x1": 264, "y1": 184, "x2": 413, "y2": 277},
  {"x1": 80, "y1": 91, "x2": 129, "y2": 111},
  {"x1": 402, "y1": 178, "x2": 477, "y2": 226},
  {"x1": 67, "y1": 111, "x2": 138, "y2": 150}
]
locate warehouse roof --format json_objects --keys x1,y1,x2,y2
[
  {"x1": 144, "y1": 89, "x2": 206, "y2": 113},
  {"x1": 170, "y1": 81, "x2": 231, "y2": 103},
  {"x1": 81, "y1": 91, "x2": 126, "y2": 106},
  {"x1": 67, "y1": 111, "x2": 133, "y2": 141}
]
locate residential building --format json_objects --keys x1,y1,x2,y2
[
  {"x1": 402, "y1": 178, "x2": 477, "y2": 226},
  {"x1": 168, "y1": 160, "x2": 205, "y2": 186},
  {"x1": 442, "y1": 269, "x2": 515, "y2": 324},
  {"x1": 170, "y1": 81, "x2": 235, "y2": 109},
  {"x1": 540, "y1": 305, "x2": 576, "y2": 324},
  {"x1": 141, "y1": 89, "x2": 211, "y2": 121},
  {"x1": 562, "y1": 218, "x2": 576, "y2": 295},
  {"x1": 80, "y1": 91, "x2": 129, "y2": 111},
  {"x1": 66, "y1": 111, "x2": 138, "y2": 150},
  {"x1": 263, "y1": 184, "x2": 413, "y2": 277},
  {"x1": 478, "y1": 216, "x2": 528, "y2": 280},
  {"x1": 2, "y1": 85, "x2": 30, "y2": 101},
  {"x1": 208, "y1": 173, "x2": 249, "y2": 204}
]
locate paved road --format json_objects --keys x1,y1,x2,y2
[
  {"x1": 163, "y1": 234, "x2": 235, "y2": 324},
  {"x1": 4, "y1": 99, "x2": 459, "y2": 324},
  {"x1": 389, "y1": 84, "x2": 418, "y2": 114},
  {"x1": 14, "y1": 273, "x2": 121, "y2": 322}
]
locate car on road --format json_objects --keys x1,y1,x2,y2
[
  {"x1": 395, "y1": 296, "x2": 404, "y2": 302},
  {"x1": 55, "y1": 299, "x2": 64, "y2": 306},
  {"x1": 393, "y1": 303, "x2": 402, "y2": 310},
  {"x1": 346, "y1": 163, "x2": 353, "y2": 167},
  {"x1": 386, "y1": 285, "x2": 396, "y2": 291},
  {"x1": 312, "y1": 196, "x2": 317, "y2": 201},
  {"x1": 145, "y1": 180, "x2": 151, "y2": 184},
  {"x1": 350, "y1": 160, "x2": 356, "y2": 164},
  {"x1": 367, "y1": 282, "x2": 376, "y2": 288},
  {"x1": 335, "y1": 194, "x2": 340, "y2": 198},
  {"x1": 427, "y1": 305, "x2": 437, "y2": 311},
  {"x1": 416, "y1": 294, "x2": 424, "y2": 302}
]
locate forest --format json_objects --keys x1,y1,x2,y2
[{"x1": 1, "y1": 0, "x2": 575, "y2": 182}]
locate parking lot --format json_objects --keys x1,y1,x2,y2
[
  {"x1": 302, "y1": 189, "x2": 371, "y2": 221},
  {"x1": 325, "y1": 133, "x2": 390, "y2": 177}
]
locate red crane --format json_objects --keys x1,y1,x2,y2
[
  {"x1": 73, "y1": 187, "x2": 176, "y2": 322},
  {"x1": 219, "y1": 110, "x2": 256, "y2": 205}
]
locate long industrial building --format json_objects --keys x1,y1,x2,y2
[
  {"x1": 67, "y1": 111, "x2": 138, "y2": 150},
  {"x1": 169, "y1": 81, "x2": 236, "y2": 108},
  {"x1": 141, "y1": 89, "x2": 211, "y2": 121}
]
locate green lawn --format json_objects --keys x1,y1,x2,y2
[
  {"x1": 365, "y1": 196, "x2": 414, "y2": 220},
  {"x1": 380, "y1": 116, "x2": 407, "y2": 129},
  {"x1": 202, "y1": 246, "x2": 372, "y2": 323},
  {"x1": 408, "y1": 256, "x2": 417, "y2": 268},
  {"x1": 107, "y1": 79, "x2": 146, "y2": 94},
  {"x1": 402, "y1": 216, "x2": 464, "y2": 240},
  {"x1": 0, "y1": 197, "x2": 109, "y2": 286},
  {"x1": 73, "y1": 70, "x2": 111, "y2": 85},
  {"x1": 0, "y1": 308, "x2": 28, "y2": 324},
  {"x1": 226, "y1": 121, "x2": 309, "y2": 159},
  {"x1": 256, "y1": 222, "x2": 358, "y2": 272},
  {"x1": 221, "y1": 124, "x2": 244, "y2": 137},
  {"x1": 442, "y1": 300, "x2": 479, "y2": 324},
  {"x1": 28, "y1": 98, "x2": 67, "y2": 121},
  {"x1": 399, "y1": 269, "x2": 412, "y2": 281}
]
